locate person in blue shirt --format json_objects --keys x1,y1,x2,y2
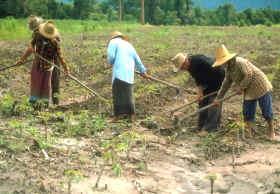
[{"x1": 107, "y1": 31, "x2": 150, "y2": 122}]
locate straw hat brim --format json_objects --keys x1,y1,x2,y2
[
  {"x1": 213, "y1": 53, "x2": 237, "y2": 67},
  {"x1": 171, "y1": 54, "x2": 187, "y2": 73},
  {"x1": 39, "y1": 23, "x2": 59, "y2": 39},
  {"x1": 111, "y1": 34, "x2": 128, "y2": 41}
]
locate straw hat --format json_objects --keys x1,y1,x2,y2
[
  {"x1": 212, "y1": 45, "x2": 237, "y2": 67},
  {"x1": 38, "y1": 21, "x2": 59, "y2": 40},
  {"x1": 171, "y1": 53, "x2": 187, "y2": 72},
  {"x1": 110, "y1": 31, "x2": 126, "y2": 40},
  {"x1": 28, "y1": 15, "x2": 44, "y2": 31}
]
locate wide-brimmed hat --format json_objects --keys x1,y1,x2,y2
[
  {"x1": 28, "y1": 15, "x2": 44, "y2": 31},
  {"x1": 171, "y1": 53, "x2": 187, "y2": 72},
  {"x1": 38, "y1": 21, "x2": 59, "y2": 40},
  {"x1": 110, "y1": 31, "x2": 127, "y2": 40},
  {"x1": 213, "y1": 45, "x2": 237, "y2": 67}
]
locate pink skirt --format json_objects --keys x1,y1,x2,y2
[{"x1": 30, "y1": 63, "x2": 52, "y2": 103}]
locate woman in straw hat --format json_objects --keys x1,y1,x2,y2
[
  {"x1": 16, "y1": 15, "x2": 44, "y2": 67},
  {"x1": 171, "y1": 53, "x2": 225, "y2": 133},
  {"x1": 107, "y1": 31, "x2": 150, "y2": 122},
  {"x1": 213, "y1": 45, "x2": 276, "y2": 140},
  {"x1": 16, "y1": 21, "x2": 69, "y2": 109}
]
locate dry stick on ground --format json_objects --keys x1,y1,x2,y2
[
  {"x1": 169, "y1": 91, "x2": 218, "y2": 116},
  {"x1": 0, "y1": 59, "x2": 33, "y2": 72},
  {"x1": 177, "y1": 92, "x2": 238, "y2": 125},
  {"x1": 35, "y1": 53, "x2": 110, "y2": 103}
]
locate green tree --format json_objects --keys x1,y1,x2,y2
[
  {"x1": 5, "y1": 0, "x2": 25, "y2": 17},
  {"x1": 73, "y1": 0, "x2": 96, "y2": 19},
  {"x1": 154, "y1": 6, "x2": 165, "y2": 24},
  {"x1": 164, "y1": 11, "x2": 180, "y2": 25},
  {"x1": 215, "y1": 4, "x2": 237, "y2": 25},
  {"x1": 24, "y1": 0, "x2": 49, "y2": 17}
]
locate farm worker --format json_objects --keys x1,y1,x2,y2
[
  {"x1": 107, "y1": 31, "x2": 150, "y2": 122},
  {"x1": 16, "y1": 21, "x2": 69, "y2": 109},
  {"x1": 17, "y1": 16, "x2": 64, "y2": 105},
  {"x1": 171, "y1": 53, "x2": 225, "y2": 133},
  {"x1": 213, "y1": 45, "x2": 275, "y2": 140}
]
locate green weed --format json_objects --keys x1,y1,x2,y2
[
  {"x1": 199, "y1": 121, "x2": 244, "y2": 160},
  {"x1": 101, "y1": 131, "x2": 143, "y2": 176},
  {"x1": 0, "y1": 93, "x2": 33, "y2": 116},
  {"x1": 56, "y1": 111, "x2": 106, "y2": 137},
  {"x1": 64, "y1": 169, "x2": 84, "y2": 194},
  {"x1": 26, "y1": 127, "x2": 55, "y2": 150}
]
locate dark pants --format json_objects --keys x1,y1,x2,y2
[
  {"x1": 243, "y1": 92, "x2": 273, "y2": 122},
  {"x1": 51, "y1": 66, "x2": 60, "y2": 105},
  {"x1": 112, "y1": 78, "x2": 135, "y2": 116},
  {"x1": 198, "y1": 94, "x2": 222, "y2": 132}
]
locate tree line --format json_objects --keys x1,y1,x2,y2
[{"x1": 0, "y1": 0, "x2": 280, "y2": 26}]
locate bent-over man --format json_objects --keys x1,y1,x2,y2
[{"x1": 172, "y1": 53, "x2": 225, "y2": 132}]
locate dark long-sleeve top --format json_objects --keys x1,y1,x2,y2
[{"x1": 188, "y1": 55, "x2": 225, "y2": 94}]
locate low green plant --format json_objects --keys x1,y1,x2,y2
[
  {"x1": 0, "y1": 93, "x2": 15, "y2": 116},
  {"x1": 0, "y1": 94, "x2": 33, "y2": 116},
  {"x1": 64, "y1": 169, "x2": 84, "y2": 194},
  {"x1": 137, "y1": 161, "x2": 147, "y2": 171},
  {"x1": 26, "y1": 127, "x2": 55, "y2": 150},
  {"x1": 55, "y1": 111, "x2": 106, "y2": 137},
  {"x1": 13, "y1": 97, "x2": 33, "y2": 116},
  {"x1": 135, "y1": 83, "x2": 160, "y2": 98},
  {"x1": 199, "y1": 121, "x2": 245, "y2": 160},
  {"x1": 101, "y1": 131, "x2": 143, "y2": 176}
]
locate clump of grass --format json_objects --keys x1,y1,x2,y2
[
  {"x1": 64, "y1": 169, "x2": 84, "y2": 194},
  {"x1": 55, "y1": 111, "x2": 106, "y2": 137},
  {"x1": 135, "y1": 83, "x2": 160, "y2": 98},
  {"x1": 101, "y1": 131, "x2": 143, "y2": 176},
  {"x1": 0, "y1": 119, "x2": 55, "y2": 153},
  {"x1": 198, "y1": 121, "x2": 245, "y2": 160},
  {"x1": 0, "y1": 93, "x2": 33, "y2": 117}
]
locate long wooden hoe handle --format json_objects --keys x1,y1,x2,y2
[
  {"x1": 136, "y1": 71, "x2": 195, "y2": 94},
  {"x1": 170, "y1": 91, "x2": 218, "y2": 115},
  {"x1": 35, "y1": 53, "x2": 109, "y2": 103},
  {"x1": 178, "y1": 92, "x2": 238, "y2": 125},
  {"x1": 0, "y1": 59, "x2": 33, "y2": 72}
]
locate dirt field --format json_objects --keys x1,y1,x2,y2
[{"x1": 0, "y1": 25, "x2": 280, "y2": 194}]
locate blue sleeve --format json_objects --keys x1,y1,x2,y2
[
  {"x1": 133, "y1": 49, "x2": 146, "y2": 73},
  {"x1": 107, "y1": 41, "x2": 117, "y2": 65}
]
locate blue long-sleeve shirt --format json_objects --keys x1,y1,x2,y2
[{"x1": 107, "y1": 37, "x2": 146, "y2": 84}]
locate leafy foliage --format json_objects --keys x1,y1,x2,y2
[
  {"x1": 0, "y1": 93, "x2": 33, "y2": 116},
  {"x1": 101, "y1": 131, "x2": 143, "y2": 176},
  {"x1": 199, "y1": 121, "x2": 245, "y2": 160},
  {"x1": 0, "y1": 0, "x2": 279, "y2": 26},
  {"x1": 55, "y1": 111, "x2": 106, "y2": 137}
]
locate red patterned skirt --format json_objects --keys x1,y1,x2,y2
[{"x1": 29, "y1": 63, "x2": 52, "y2": 104}]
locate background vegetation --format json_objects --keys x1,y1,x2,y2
[{"x1": 0, "y1": 0, "x2": 280, "y2": 26}]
